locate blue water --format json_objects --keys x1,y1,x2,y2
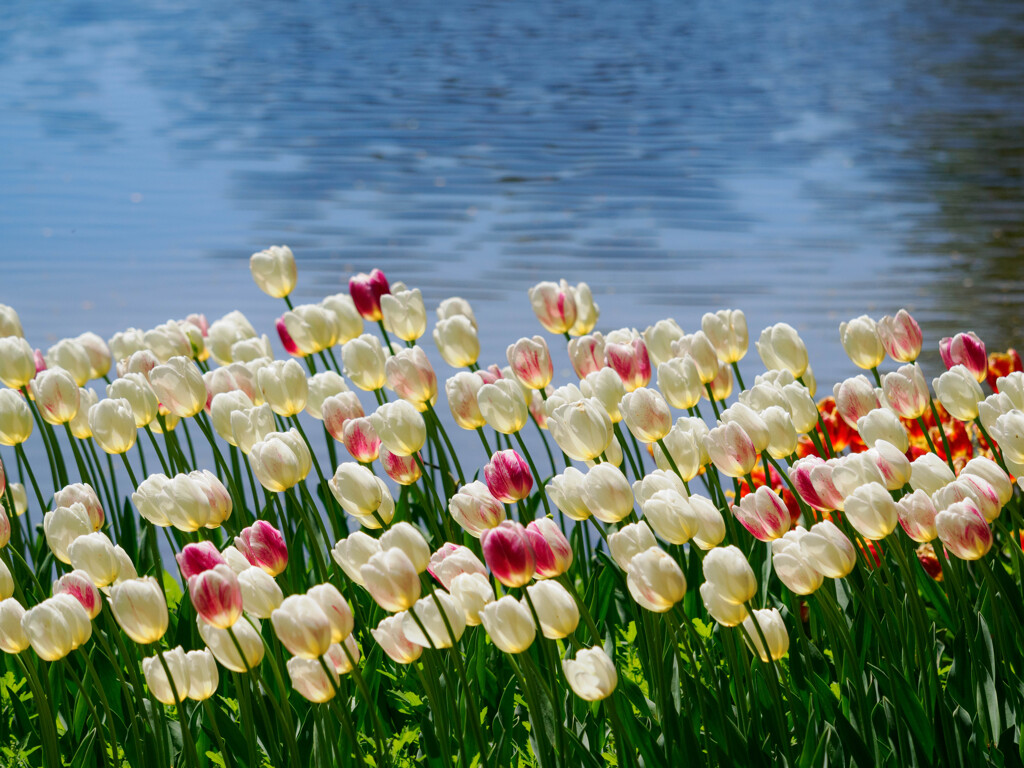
[{"x1": 2, "y1": 0, "x2": 1023, "y2": 386}]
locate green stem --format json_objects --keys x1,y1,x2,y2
[{"x1": 928, "y1": 398, "x2": 956, "y2": 474}]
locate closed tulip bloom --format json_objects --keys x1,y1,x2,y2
[
  {"x1": 304, "y1": 371, "x2": 348, "y2": 420},
  {"x1": 800, "y1": 521, "x2": 856, "y2": 578},
  {"x1": 481, "y1": 521, "x2": 536, "y2": 587},
  {"x1": 386, "y1": 346, "x2": 437, "y2": 410},
  {"x1": 54, "y1": 483, "x2": 104, "y2": 531},
  {"x1": 940, "y1": 332, "x2": 987, "y2": 383},
  {"x1": 567, "y1": 333, "x2": 606, "y2": 378},
  {"x1": 209, "y1": 391, "x2": 254, "y2": 444},
  {"x1": 249, "y1": 429, "x2": 312, "y2": 492},
  {"x1": 427, "y1": 543, "x2": 488, "y2": 590},
  {"x1": 229, "y1": 403, "x2": 275, "y2": 455},
  {"x1": 733, "y1": 487, "x2": 792, "y2": 542},
  {"x1": 481, "y1": 595, "x2": 536, "y2": 653},
  {"x1": 277, "y1": 305, "x2": 338, "y2": 357},
  {"x1": 721, "y1": 403, "x2": 770, "y2": 452},
  {"x1": 43, "y1": 503, "x2": 92, "y2": 564},
  {"x1": 0, "y1": 305, "x2": 23, "y2": 338},
  {"x1": 108, "y1": 373, "x2": 160, "y2": 428},
  {"x1": 445, "y1": 482, "x2": 503, "y2": 538},
  {"x1": 857, "y1": 408, "x2": 909, "y2": 452},
  {"x1": 743, "y1": 608, "x2": 790, "y2": 662},
  {"x1": 909, "y1": 452, "x2": 956, "y2": 495},
  {"x1": 205, "y1": 311, "x2": 256, "y2": 365},
  {"x1": 506, "y1": 336, "x2": 553, "y2": 390},
  {"x1": 771, "y1": 529, "x2": 823, "y2": 595},
  {"x1": 992, "y1": 410, "x2": 1024, "y2": 465},
  {"x1": 844, "y1": 482, "x2": 899, "y2": 540},
  {"x1": 704, "y1": 422, "x2": 758, "y2": 478},
  {"x1": 450, "y1": 572, "x2": 494, "y2": 626},
  {"x1": 652, "y1": 417, "x2": 708, "y2": 481},
  {"x1": 477, "y1": 379, "x2": 529, "y2": 434},
  {"x1": 0, "y1": 337, "x2": 36, "y2": 389},
  {"x1": 548, "y1": 399, "x2": 613, "y2": 461},
  {"x1": 434, "y1": 315, "x2": 480, "y2": 368},
  {"x1": 340, "y1": 335, "x2": 388, "y2": 393},
  {"x1": 361, "y1": 549, "x2": 421, "y2": 612},
  {"x1": 436, "y1": 296, "x2": 477, "y2": 327},
  {"x1": 833, "y1": 376, "x2": 881, "y2": 429},
  {"x1": 777, "y1": 382, "x2": 819, "y2": 434},
  {"x1": 178, "y1": 319, "x2": 208, "y2": 362},
  {"x1": 897, "y1": 489, "x2": 938, "y2": 542},
  {"x1": 256, "y1": 359, "x2": 307, "y2": 418},
  {"x1": 525, "y1": 581, "x2": 579, "y2": 640},
  {"x1": 22, "y1": 596, "x2": 89, "y2": 661},
  {"x1": 89, "y1": 398, "x2": 138, "y2": 455},
  {"x1": 378, "y1": 522, "x2": 429, "y2": 574},
  {"x1": 199, "y1": 614, "x2": 264, "y2": 672},
  {"x1": 349, "y1": 268, "x2": 391, "y2": 321},
  {"x1": 380, "y1": 288, "x2": 427, "y2": 342},
  {"x1": 234, "y1": 520, "x2": 287, "y2": 576},
  {"x1": 881, "y1": 364, "x2": 929, "y2": 420},
  {"x1": 936, "y1": 477, "x2": 1003, "y2": 524},
  {"x1": 190, "y1": 470, "x2": 232, "y2": 528},
  {"x1": 546, "y1": 467, "x2": 592, "y2": 521},
  {"x1": 53, "y1": 570, "x2": 102, "y2": 619},
  {"x1": 563, "y1": 647, "x2": 618, "y2": 701},
  {"x1": 109, "y1": 327, "x2": 148, "y2": 365},
  {"x1": 569, "y1": 282, "x2": 599, "y2": 336},
  {"x1": 620, "y1": 387, "x2": 672, "y2": 443},
  {"x1": 627, "y1": 547, "x2": 687, "y2": 613},
  {"x1": 329, "y1": 463, "x2": 383, "y2": 517},
  {"x1": 756, "y1": 323, "x2": 808, "y2": 378},
  {"x1": 286, "y1": 657, "x2": 337, "y2": 703},
  {"x1": 878, "y1": 310, "x2": 923, "y2": 363},
  {"x1": 761, "y1": 406, "x2": 799, "y2": 459},
  {"x1": 528, "y1": 280, "x2": 577, "y2": 335},
  {"x1": 308, "y1": 583, "x2": 354, "y2": 642},
  {"x1": 147, "y1": 356, "x2": 205, "y2": 419},
  {"x1": 525, "y1": 518, "x2": 573, "y2": 578},
  {"x1": 370, "y1": 400, "x2": 427, "y2": 456},
  {"x1": 838, "y1": 315, "x2": 885, "y2": 370},
  {"x1": 28, "y1": 368, "x2": 79, "y2": 425},
  {"x1": 271, "y1": 594, "x2": 332, "y2": 658},
  {"x1": 580, "y1": 367, "x2": 626, "y2": 423},
  {"x1": 144, "y1": 322, "x2": 192, "y2": 363},
  {"x1": 110, "y1": 577, "x2": 168, "y2": 644},
  {"x1": 175, "y1": 541, "x2": 226, "y2": 581},
  {"x1": 445, "y1": 372, "x2": 485, "y2": 429},
  {"x1": 936, "y1": 499, "x2": 992, "y2": 560},
  {"x1": 142, "y1": 647, "x2": 190, "y2": 705},
  {"x1": 186, "y1": 649, "x2": 219, "y2": 701},
  {"x1": 372, "y1": 613, "x2": 422, "y2": 664},
  {"x1": 671, "y1": 331, "x2": 720, "y2": 384},
  {"x1": 608, "y1": 522, "x2": 658, "y2": 569},
  {"x1": 789, "y1": 456, "x2": 845, "y2": 512},
  {"x1": 703, "y1": 545, "x2": 757, "y2": 605},
  {"x1": 962, "y1": 457, "x2": 1013, "y2": 507},
  {"x1": 605, "y1": 337, "x2": 652, "y2": 392},
  {"x1": 322, "y1": 391, "x2": 366, "y2": 442},
  {"x1": 0, "y1": 599, "x2": 29, "y2": 653},
  {"x1": 189, "y1": 565, "x2": 243, "y2": 629},
  {"x1": 250, "y1": 245, "x2": 297, "y2": 298},
  {"x1": 640, "y1": 489, "x2": 698, "y2": 545},
  {"x1": 933, "y1": 366, "x2": 984, "y2": 421},
  {"x1": 402, "y1": 592, "x2": 467, "y2": 649},
  {"x1": 702, "y1": 309, "x2": 748, "y2": 364},
  {"x1": 581, "y1": 463, "x2": 634, "y2": 523},
  {"x1": 331, "y1": 532, "x2": 381, "y2": 587},
  {"x1": 640, "y1": 319, "x2": 682, "y2": 368},
  {"x1": 67, "y1": 387, "x2": 97, "y2": 439},
  {"x1": 0, "y1": 560, "x2": 11, "y2": 600},
  {"x1": 705, "y1": 361, "x2": 734, "y2": 402},
  {"x1": 0, "y1": 389, "x2": 32, "y2": 446},
  {"x1": 378, "y1": 445, "x2": 418, "y2": 485},
  {"x1": 484, "y1": 450, "x2": 533, "y2": 503},
  {"x1": 321, "y1": 293, "x2": 364, "y2": 345},
  {"x1": 68, "y1": 532, "x2": 120, "y2": 586}
]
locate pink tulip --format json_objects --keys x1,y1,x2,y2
[
  {"x1": 481, "y1": 521, "x2": 536, "y2": 588},
  {"x1": 427, "y1": 543, "x2": 488, "y2": 590},
  {"x1": 380, "y1": 446, "x2": 421, "y2": 485},
  {"x1": 33, "y1": 349, "x2": 47, "y2": 374},
  {"x1": 935, "y1": 499, "x2": 992, "y2": 560},
  {"x1": 833, "y1": 376, "x2": 881, "y2": 429},
  {"x1": 567, "y1": 334, "x2": 606, "y2": 379},
  {"x1": 342, "y1": 417, "x2": 382, "y2": 463},
  {"x1": 176, "y1": 541, "x2": 226, "y2": 580},
  {"x1": 507, "y1": 336, "x2": 554, "y2": 390},
  {"x1": 732, "y1": 487, "x2": 792, "y2": 541},
  {"x1": 275, "y1": 316, "x2": 300, "y2": 356},
  {"x1": 189, "y1": 564, "x2": 243, "y2": 629},
  {"x1": 484, "y1": 450, "x2": 533, "y2": 504},
  {"x1": 53, "y1": 570, "x2": 102, "y2": 619},
  {"x1": 235, "y1": 520, "x2": 288, "y2": 576},
  {"x1": 940, "y1": 332, "x2": 987, "y2": 383},
  {"x1": 348, "y1": 269, "x2": 390, "y2": 321},
  {"x1": 605, "y1": 338, "x2": 652, "y2": 392},
  {"x1": 476, "y1": 365, "x2": 504, "y2": 386},
  {"x1": 322, "y1": 392, "x2": 365, "y2": 442},
  {"x1": 525, "y1": 518, "x2": 573, "y2": 578},
  {"x1": 788, "y1": 456, "x2": 844, "y2": 513},
  {"x1": 877, "y1": 310, "x2": 922, "y2": 363}
]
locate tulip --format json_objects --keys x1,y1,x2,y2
[
  {"x1": 182, "y1": 649, "x2": 219, "y2": 701},
  {"x1": 249, "y1": 429, "x2": 312, "y2": 492},
  {"x1": 480, "y1": 596, "x2": 536, "y2": 653},
  {"x1": 743, "y1": 608, "x2": 790, "y2": 662},
  {"x1": 482, "y1": 450, "x2": 532, "y2": 504},
  {"x1": 0, "y1": 559, "x2": 11, "y2": 600},
  {"x1": 608, "y1": 521, "x2": 658, "y2": 570},
  {"x1": 277, "y1": 304, "x2": 338, "y2": 357},
  {"x1": 0, "y1": 304, "x2": 23, "y2": 337},
  {"x1": 254, "y1": 359, "x2": 307, "y2": 418},
  {"x1": 940, "y1": 476, "x2": 1002, "y2": 523},
  {"x1": 771, "y1": 529, "x2": 823, "y2": 595},
  {"x1": 578, "y1": 368, "x2": 624, "y2": 423},
  {"x1": 878, "y1": 310, "x2": 922, "y2": 363},
  {"x1": 189, "y1": 565, "x2": 243, "y2": 629},
  {"x1": 831, "y1": 452, "x2": 886, "y2": 499},
  {"x1": 53, "y1": 484, "x2": 104, "y2": 531},
  {"x1": 528, "y1": 280, "x2": 577, "y2": 335},
  {"x1": 271, "y1": 594, "x2": 333, "y2": 658},
  {"x1": 370, "y1": 400, "x2": 427, "y2": 456},
  {"x1": 372, "y1": 613, "x2": 422, "y2": 664},
  {"x1": 605, "y1": 337, "x2": 652, "y2": 392},
  {"x1": 68, "y1": 532, "x2": 121, "y2": 586},
  {"x1": 908, "y1": 452, "x2": 956, "y2": 495},
  {"x1": 112, "y1": 546, "x2": 137, "y2": 583},
  {"x1": 698, "y1": 582, "x2": 748, "y2": 626},
  {"x1": 236, "y1": 567, "x2": 284, "y2": 618},
  {"x1": 144, "y1": 322, "x2": 193, "y2": 363},
  {"x1": 961, "y1": 457, "x2": 1013, "y2": 507},
  {"x1": 42, "y1": 503, "x2": 92, "y2": 564},
  {"x1": 477, "y1": 379, "x2": 529, "y2": 434},
  {"x1": 308, "y1": 583, "x2": 354, "y2": 643},
  {"x1": 581, "y1": 463, "x2": 634, "y2": 523},
  {"x1": 235, "y1": 520, "x2": 289, "y2": 575},
  {"x1": 88, "y1": 398, "x2": 137, "y2": 454},
  {"x1": 403, "y1": 592, "x2": 467, "y2": 649},
  {"x1": 563, "y1": 647, "x2": 617, "y2": 701},
  {"x1": 66, "y1": 387, "x2": 96, "y2": 439},
  {"x1": 789, "y1": 456, "x2": 845, "y2": 512},
  {"x1": 761, "y1": 406, "x2": 799, "y2": 459},
  {"x1": 0, "y1": 599, "x2": 29, "y2": 653},
  {"x1": 844, "y1": 482, "x2": 899, "y2": 540},
  {"x1": 936, "y1": 499, "x2": 992, "y2": 560},
  {"x1": 933, "y1": 365, "x2": 984, "y2": 421},
  {"x1": 329, "y1": 463, "x2": 384, "y2": 518},
  {"x1": 838, "y1": 315, "x2": 885, "y2": 370},
  {"x1": 881, "y1": 363, "x2": 929, "y2": 420},
  {"x1": 376, "y1": 447, "x2": 416, "y2": 486},
  {"x1": 567, "y1": 333, "x2": 606, "y2": 378},
  {"x1": 205, "y1": 311, "x2": 256, "y2": 365},
  {"x1": 857, "y1": 408, "x2": 909, "y2": 452},
  {"x1": 380, "y1": 522, "x2": 431, "y2": 573},
  {"x1": 286, "y1": 657, "x2": 337, "y2": 703},
  {"x1": 0, "y1": 389, "x2": 32, "y2": 446},
  {"x1": 28, "y1": 368, "x2": 79, "y2": 425},
  {"x1": 627, "y1": 547, "x2": 687, "y2": 613},
  {"x1": 619, "y1": 387, "x2": 672, "y2": 444},
  {"x1": 0, "y1": 337, "x2": 36, "y2": 389},
  {"x1": 703, "y1": 545, "x2": 757, "y2": 605},
  {"x1": 871, "y1": 441, "x2": 912, "y2": 490},
  {"x1": 800, "y1": 521, "x2": 856, "y2": 578},
  {"x1": 133, "y1": 472, "x2": 226, "y2": 531},
  {"x1": 331, "y1": 532, "x2": 381, "y2": 587},
  {"x1": 548, "y1": 399, "x2": 613, "y2": 461},
  {"x1": 525, "y1": 518, "x2": 573, "y2": 578},
  {"x1": 142, "y1": 647, "x2": 190, "y2": 705},
  {"x1": 445, "y1": 372, "x2": 486, "y2": 429},
  {"x1": 480, "y1": 521, "x2": 536, "y2": 587},
  {"x1": 652, "y1": 417, "x2": 708, "y2": 481},
  {"x1": 733, "y1": 486, "x2": 792, "y2": 541},
  {"x1": 672, "y1": 331, "x2": 720, "y2": 384},
  {"x1": 778, "y1": 382, "x2": 819, "y2": 434},
  {"x1": 568, "y1": 282, "x2": 598, "y2": 335},
  {"x1": 639, "y1": 320, "x2": 681, "y2": 369},
  {"x1": 450, "y1": 572, "x2": 494, "y2": 626},
  {"x1": 640, "y1": 489, "x2": 698, "y2": 545},
  {"x1": 249, "y1": 244, "x2": 297, "y2": 298},
  {"x1": 361, "y1": 549, "x2": 422, "y2": 612},
  {"x1": 106, "y1": 373, "x2": 158, "y2": 428},
  {"x1": 546, "y1": 467, "x2": 592, "y2": 521},
  {"x1": 191, "y1": 470, "x2": 233, "y2": 528},
  {"x1": 897, "y1": 489, "x2": 938, "y2": 542},
  {"x1": 940, "y1": 332, "x2": 987, "y2": 383},
  {"x1": 109, "y1": 577, "x2": 168, "y2": 644},
  {"x1": 386, "y1": 346, "x2": 437, "y2": 410},
  {"x1": 506, "y1": 336, "x2": 553, "y2": 391},
  {"x1": 320, "y1": 293, "x2": 364, "y2": 345},
  {"x1": 199, "y1": 615, "x2": 264, "y2": 672},
  {"x1": 22, "y1": 596, "x2": 90, "y2": 661},
  {"x1": 832, "y1": 376, "x2": 880, "y2": 429},
  {"x1": 178, "y1": 319, "x2": 208, "y2": 362},
  {"x1": 756, "y1": 323, "x2": 809, "y2": 378},
  {"x1": 109, "y1": 327, "x2": 148, "y2": 365},
  {"x1": 231, "y1": 336, "x2": 273, "y2": 364},
  {"x1": 146, "y1": 356, "x2": 206, "y2": 419},
  {"x1": 992, "y1": 410, "x2": 1024, "y2": 465},
  {"x1": 702, "y1": 309, "x2": 748, "y2": 364},
  {"x1": 305, "y1": 372, "x2": 349, "y2": 420},
  {"x1": 52, "y1": 570, "x2": 102, "y2": 618},
  {"x1": 349, "y1": 268, "x2": 391, "y2": 321},
  {"x1": 230, "y1": 403, "x2": 275, "y2": 454},
  {"x1": 322, "y1": 391, "x2": 366, "y2": 441},
  {"x1": 437, "y1": 296, "x2": 477, "y2": 327},
  {"x1": 721, "y1": 403, "x2": 770, "y2": 451},
  {"x1": 433, "y1": 315, "x2": 480, "y2": 368},
  {"x1": 342, "y1": 334, "x2": 388, "y2": 391},
  {"x1": 704, "y1": 422, "x2": 758, "y2": 478},
  {"x1": 427, "y1": 543, "x2": 489, "y2": 590}
]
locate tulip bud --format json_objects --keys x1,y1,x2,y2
[
  {"x1": 608, "y1": 522, "x2": 658, "y2": 569},
  {"x1": 908, "y1": 452, "x2": 955, "y2": 495},
  {"x1": 743, "y1": 608, "x2": 789, "y2": 662},
  {"x1": 0, "y1": 389, "x2": 32, "y2": 446},
  {"x1": 143, "y1": 647, "x2": 190, "y2": 705},
  {"x1": 372, "y1": 613, "x2": 422, "y2": 664},
  {"x1": 897, "y1": 489, "x2": 938, "y2": 542},
  {"x1": 52, "y1": 570, "x2": 102, "y2": 618},
  {"x1": 800, "y1": 521, "x2": 856, "y2": 578},
  {"x1": 386, "y1": 347, "x2": 437, "y2": 410},
  {"x1": 477, "y1": 379, "x2": 529, "y2": 435},
  {"x1": 42, "y1": 503, "x2": 92, "y2": 564},
  {"x1": 627, "y1": 547, "x2": 687, "y2": 612},
  {"x1": 671, "y1": 331, "x2": 720, "y2": 384},
  {"x1": 370, "y1": 400, "x2": 427, "y2": 456},
  {"x1": 506, "y1": 336, "x2": 553, "y2": 391},
  {"x1": 481, "y1": 595, "x2": 536, "y2": 653},
  {"x1": 189, "y1": 565, "x2": 243, "y2": 629},
  {"x1": 89, "y1": 398, "x2": 137, "y2": 455},
  {"x1": 0, "y1": 337, "x2": 36, "y2": 389},
  {"x1": 992, "y1": 410, "x2": 1024, "y2": 466},
  {"x1": 277, "y1": 305, "x2": 338, "y2": 357},
  {"x1": 287, "y1": 656, "x2": 337, "y2": 703},
  {"x1": 936, "y1": 499, "x2": 992, "y2": 560},
  {"x1": 548, "y1": 399, "x2": 613, "y2": 461},
  {"x1": 482, "y1": 450, "x2": 531, "y2": 504},
  {"x1": 237, "y1": 567, "x2": 284, "y2": 618},
  {"x1": 933, "y1": 366, "x2": 984, "y2": 422},
  {"x1": 68, "y1": 532, "x2": 121, "y2": 586},
  {"x1": 733, "y1": 486, "x2": 792, "y2": 542},
  {"x1": 249, "y1": 429, "x2": 312, "y2": 492},
  {"x1": 579, "y1": 368, "x2": 625, "y2": 423},
  {"x1": 305, "y1": 372, "x2": 349, "y2": 420},
  {"x1": 427, "y1": 543, "x2": 488, "y2": 590},
  {"x1": 703, "y1": 545, "x2": 757, "y2": 605},
  {"x1": 857, "y1": 408, "x2": 909, "y2": 452},
  {"x1": 480, "y1": 521, "x2": 535, "y2": 587},
  {"x1": 271, "y1": 594, "x2": 333, "y2": 658},
  {"x1": 342, "y1": 335, "x2": 388, "y2": 391},
  {"x1": 881, "y1": 364, "x2": 929, "y2": 420},
  {"x1": 445, "y1": 372, "x2": 486, "y2": 429},
  {"x1": 432, "y1": 315, "x2": 480, "y2": 369},
  {"x1": 525, "y1": 518, "x2": 573, "y2": 578},
  {"x1": 962, "y1": 457, "x2": 1013, "y2": 507},
  {"x1": 833, "y1": 376, "x2": 882, "y2": 429},
  {"x1": 28, "y1": 368, "x2": 80, "y2": 425},
  {"x1": 110, "y1": 577, "x2": 168, "y2": 644},
  {"x1": 546, "y1": 467, "x2": 591, "y2": 521},
  {"x1": 702, "y1": 309, "x2": 748, "y2": 364},
  {"x1": 450, "y1": 573, "x2": 494, "y2": 626},
  {"x1": 235, "y1": 520, "x2": 288, "y2": 575},
  {"x1": 581, "y1": 463, "x2": 634, "y2": 524},
  {"x1": 843, "y1": 482, "x2": 899, "y2": 540},
  {"x1": 652, "y1": 417, "x2": 708, "y2": 481},
  {"x1": 199, "y1": 614, "x2": 264, "y2": 671},
  {"x1": 331, "y1": 532, "x2": 381, "y2": 587},
  {"x1": 22, "y1": 595, "x2": 91, "y2": 661},
  {"x1": 329, "y1": 463, "x2": 384, "y2": 518},
  {"x1": 403, "y1": 591, "x2": 467, "y2": 649},
  {"x1": 254, "y1": 359, "x2": 307, "y2": 418},
  {"x1": 185, "y1": 649, "x2": 219, "y2": 701},
  {"x1": 229, "y1": 403, "x2": 275, "y2": 455},
  {"x1": 620, "y1": 387, "x2": 672, "y2": 444},
  {"x1": 878, "y1": 310, "x2": 922, "y2": 363},
  {"x1": 605, "y1": 337, "x2": 652, "y2": 392},
  {"x1": 704, "y1": 422, "x2": 758, "y2": 478},
  {"x1": 771, "y1": 528, "x2": 823, "y2": 595},
  {"x1": 940, "y1": 332, "x2": 987, "y2": 383},
  {"x1": 756, "y1": 323, "x2": 809, "y2": 378},
  {"x1": 761, "y1": 406, "x2": 799, "y2": 459},
  {"x1": 322, "y1": 391, "x2": 366, "y2": 442},
  {"x1": 319, "y1": 293, "x2": 364, "y2": 345},
  {"x1": 838, "y1": 315, "x2": 885, "y2": 370},
  {"x1": 528, "y1": 280, "x2": 577, "y2": 335},
  {"x1": 250, "y1": 245, "x2": 297, "y2": 298},
  {"x1": 146, "y1": 357, "x2": 206, "y2": 419},
  {"x1": 361, "y1": 549, "x2": 422, "y2": 612},
  {"x1": 563, "y1": 647, "x2": 618, "y2": 701},
  {"x1": 567, "y1": 333, "x2": 606, "y2": 378},
  {"x1": 0, "y1": 599, "x2": 29, "y2": 653},
  {"x1": 349, "y1": 268, "x2": 391, "y2": 321},
  {"x1": 0, "y1": 305, "x2": 23, "y2": 338}
]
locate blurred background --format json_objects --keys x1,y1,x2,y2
[{"x1": 1, "y1": 0, "x2": 1022, "y2": 385}]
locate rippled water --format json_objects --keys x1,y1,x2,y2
[{"x1": 2, "y1": 0, "x2": 1023, "y2": 384}]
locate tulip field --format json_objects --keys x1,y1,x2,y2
[{"x1": 2, "y1": 247, "x2": 1024, "y2": 767}]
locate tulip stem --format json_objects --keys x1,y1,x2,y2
[
  {"x1": 284, "y1": 486, "x2": 329, "y2": 582},
  {"x1": 915, "y1": 415, "x2": 940, "y2": 457},
  {"x1": 81, "y1": 647, "x2": 121, "y2": 766},
  {"x1": 605, "y1": 693, "x2": 636, "y2": 768},
  {"x1": 475, "y1": 426, "x2": 493, "y2": 457},
  {"x1": 288, "y1": 414, "x2": 344, "y2": 539},
  {"x1": 377, "y1": 320, "x2": 397, "y2": 355},
  {"x1": 530, "y1": 412, "x2": 560, "y2": 474},
  {"x1": 317, "y1": 656, "x2": 367, "y2": 767},
  {"x1": 14, "y1": 442, "x2": 47, "y2": 518},
  {"x1": 425, "y1": 402, "x2": 465, "y2": 485},
  {"x1": 613, "y1": 423, "x2": 642, "y2": 480},
  {"x1": 154, "y1": 649, "x2": 201, "y2": 768},
  {"x1": 339, "y1": 641, "x2": 392, "y2": 767},
  {"x1": 119, "y1": 452, "x2": 139, "y2": 490},
  {"x1": 731, "y1": 361, "x2": 746, "y2": 391},
  {"x1": 513, "y1": 430, "x2": 553, "y2": 521},
  {"x1": 974, "y1": 417, "x2": 1009, "y2": 474},
  {"x1": 737, "y1": 615, "x2": 790, "y2": 763},
  {"x1": 61, "y1": 422, "x2": 92, "y2": 486},
  {"x1": 927, "y1": 398, "x2": 956, "y2": 474},
  {"x1": 201, "y1": 698, "x2": 235, "y2": 768},
  {"x1": 62, "y1": 658, "x2": 111, "y2": 768},
  {"x1": 558, "y1": 573, "x2": 602, "y2": 644},
  {"x1": 15, "y1": 653, "x2": 61, "y2": 768},
  {"x1": 704, "y1": 383, "x2": 722, "y2": 420},
  {"x1": 869, "y1": 367, "x2": 882, "y2": 387}
]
